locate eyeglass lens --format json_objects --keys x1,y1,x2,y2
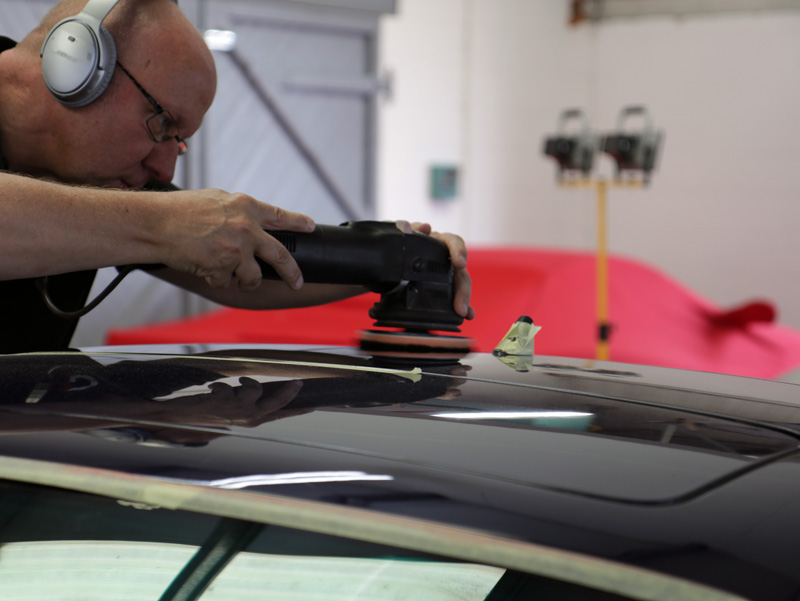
[{"x1": 146, "y1": 111, "x2": 186, "y2": 155}]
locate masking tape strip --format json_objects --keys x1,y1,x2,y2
[{"x1": 15, "y1": 351, "x2": 422, "y2": 383}]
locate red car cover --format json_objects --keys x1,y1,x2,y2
[{"x1": 106, "y1": 248, "x2": 800, "y2": 380}]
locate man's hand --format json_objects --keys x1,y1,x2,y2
[
  {"x1": 397, "y1": 221, "x2": 475, "y2": 320},
  {"x1": 174, "y1": 377, "x2": 312, "y2": 428},
  {"x1": 160, "y1": 189, "x2": 315, "y2": 292}
]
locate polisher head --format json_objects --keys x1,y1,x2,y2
[{"x1": 358, "y1": 329, "x2": 474, "y2": 362}]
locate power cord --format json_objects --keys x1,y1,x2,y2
[{"x1": 35, "y1": 265, "x2": 136, "y2": 319}]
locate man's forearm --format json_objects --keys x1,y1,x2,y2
[
  {"x1": 0, "y1": 173, "x2": 165, "y2": 279},
  {"x1": 151, "y1": 265, "x2": 368, "y2": 310},
  {"x1": 0, "y1": 173, "x2": 316, "y2": 288}
]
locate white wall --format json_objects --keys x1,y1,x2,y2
[
  {"x1": 378, "y1": 1, "x2": 800, "y2": 328},
  {"x1": 377, "y1": 0, "x2": 469, "y2": 233}
]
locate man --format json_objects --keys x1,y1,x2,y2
[{"x1": 0, "y1": 0, "x2": 473, "y2": 352}]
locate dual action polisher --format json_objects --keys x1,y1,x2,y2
[{"x1": 258, "y1": 221, "x2": 472, "y2": 356}]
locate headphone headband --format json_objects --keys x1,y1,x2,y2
[{"x1": 81, "y1": 0, "x2": 123, "y2": 22}]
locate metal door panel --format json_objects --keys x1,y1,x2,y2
[{"x1": 202, "y1": 0, "x2": 386, "y2": 223}]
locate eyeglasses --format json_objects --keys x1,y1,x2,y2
[{"x1": 116, "y1": 61, "x2": 187, "y2": 156}]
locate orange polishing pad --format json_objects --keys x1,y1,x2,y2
[{"x1": 358, "y1": 329, "x2": 473, "y2": 360}]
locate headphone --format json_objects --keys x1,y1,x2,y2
[{"x1": 40, "y1": 0, "x2": 121, "y2": 108}]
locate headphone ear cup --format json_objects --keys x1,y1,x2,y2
[
  {"x1": 41, "y1": 21, "x2": 117, "y2": 108},
  {"x1": 70, "y1": 25, "x2": 117, "y2": 108}
]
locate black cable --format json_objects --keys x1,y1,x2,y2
[{"x1": 35, "y1": 265, "x2": 136, "y2": 319}]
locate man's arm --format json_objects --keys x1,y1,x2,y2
[
  {"x1": 0, "y1": 172, "x2": 315, "y2": 288},
  {"x1": 151, "y1": 268, "x2": 369, "y2": 310},
  {"x1": 0, "y1": 172, "x2": 472, "y2": 318}
]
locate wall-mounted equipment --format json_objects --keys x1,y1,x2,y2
[
  {"x1": 542, "y1": 109, "x2": 600, "y2": 179},
  {"x1": 601, "y1": 106, "x2": 662, "y2": 183}
]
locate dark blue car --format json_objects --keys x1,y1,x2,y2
[{"x1": 0, "y1": 343, "x2": 798, "y2": 601}]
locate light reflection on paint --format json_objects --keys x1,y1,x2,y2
[
  {"x1": 432, "y1": 411, "x2": 593, "y2": 420},
  {"x1": 207, "y1": 471, "x2": 394, "y2": 489}
]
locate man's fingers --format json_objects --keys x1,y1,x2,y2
[
  {"x1": 257, "y1": 203, "x2": 316, "y2": 233},
  {"x1": 256, "y1": 233, "x2": 304, "y2": 290},
  {"x1": 223, "y1": 193, "x2": 315, "y2": 234},
  {"x1": 433, "y1": 232, "x2": 468, "y2": 270},
  {"x1": 234, "y1": 255, "x2": 266, "y2": 292},
  {"x1": 409, "y1": 221, "x2": 432, "y2": 235},
  {"x1": 256, "y1": 380, "x2": 304, "y2": 414},
  {"x1": 406, "y1": 223, "x2": 467, "y2": 269},
  {"x1": 454, "y1": 266, "x2": 474, "y2": 319},
  {"x1": 251, "y1": 203, "x2": 313, "y2": 290},
  {"x1": 205, "y1": 271, "x2": 233, "y2": 289},
  {"x1": 233, "y1": 376, "x2": 264, "y2": 403},
  {"x1": 395, "y1": 220, "x2": 414, "y2": 234},
  {"x1": 425, "y1": 229, "x2": 471, "y2": 316}
]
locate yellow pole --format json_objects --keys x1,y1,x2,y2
[{"x1": 596, "y1": 179, "x2": 610, "y2": 361}]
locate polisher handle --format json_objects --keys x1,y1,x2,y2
[{"x1": 259, "y1": 221, "x2": 453, "y2": 293}]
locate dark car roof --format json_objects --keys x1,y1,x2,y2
[{"x1": 1, "y1": 345, "x2": 799, "y2": 599}]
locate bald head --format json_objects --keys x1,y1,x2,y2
[
  {"x1": 23, "y1": 0, "x2": 183, "y2": 50},
  {"x1": 2, "y1": 0, "x2": 217, "y2": 187},
  {"x1": 20, "y1": 0, "x2": 216, "y2": 106}
]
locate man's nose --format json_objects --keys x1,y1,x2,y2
[{"x1": 142, "y1": 141, "x2": 178, "y2": 183}]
